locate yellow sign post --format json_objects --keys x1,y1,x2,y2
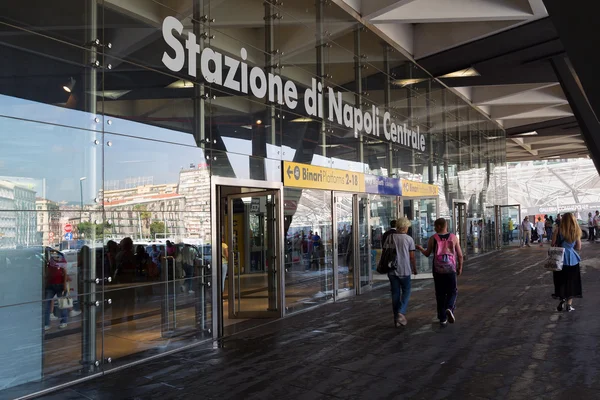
[
  {"x1": 401, "y1": 179, "x2": 439, "y2": 197},
  {"x1": 283, "y1": 161, "x2": 365, "y2": 192}
]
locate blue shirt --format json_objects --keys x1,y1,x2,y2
[{"x1": 558, "y1": 236, "x2": 581, "y2": 266}]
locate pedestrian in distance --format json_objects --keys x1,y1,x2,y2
[
  {"x1": 387, "y1": 217, "x2": 417, "y2": 328},
  {"x1": 416, "y1": 218, "x2": 464, "y2": 326},
  {"x1": 551, "y1": 212, "x2": 582, "y2": 312},
  {"x1": 521, "y1": 216, "x2": 532, "y2": 247},
  {"x1": 587, "y1": 212, "x2": 595, "y2": 242},
  {"x1": 536, "y1": 216, "x2": 545, "y2": 247}
]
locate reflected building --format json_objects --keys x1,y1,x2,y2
[{"x1": 36, "y1": 198, "x2": 60, "y2": 246}]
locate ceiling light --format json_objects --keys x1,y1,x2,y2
[
  {"x1": 240, "y1": 125, "x2": 252, "y2": 130},
  {"x1": 438, "y1": 67, "x2": 480, "y2": 78},
  {"x1": 515, "y1": 131, "x2": 538, "y2": 136},
  {"x1": 318, "y1": 144, "x2": 340, "y2": 148},
  {"x1": 290, "y1": 117, "x2": 314, "y2": 122},
  {"x1": 256, "y1": 119, "x2": 262, "y2": 125},
  {"x1": 166, "y1": 80, "x2": 194, "y2": 89},
  {"x1": 63, "y1": 77, "x2": 76, "y2": 93},
  {"x1": 392, "y1": 78, "x2": 427, "y2": 87},
  {"x1": 485, "y1": 136, "x2": 501, "y2": 140}
]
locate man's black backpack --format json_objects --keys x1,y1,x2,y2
[{"x1": 377, "y1": 234, "x2": 397, "y2": 274}]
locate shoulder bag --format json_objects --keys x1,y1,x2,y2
[
  {"x1": 58, "y1": 283, "x2": 74, "y2": 309},
  {"x1": 544, "y1": 234, "x2": 565, "y2": 272},
  {"x1": 376, "y1": 234, "x2": 397, "y2": 274}
]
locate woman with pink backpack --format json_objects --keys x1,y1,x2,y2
[{"x1": 416, "y1": 218, "x2": 464, "y2": 326}]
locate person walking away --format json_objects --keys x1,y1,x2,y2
[
  {"x1": 587, "y1": 212, "x2": 595, "y2": 242},
  {"x1": 311, "y1": 231, "x2": 321, "y2": 270},
  {"x1": 545, "y1": 216, "x2": 554, "y2": 243},
  {"x1": 551, "y1": 213, "x2": 582, "y2": 312},
  {"x1": 416, "y1": 218, "x2": 464, "y2": 326},
  {"x1": 387, "y1": 217, "x2": 417, "y2": 327},
  {"x1": 382, "y1": 220, "x2": 397, "y2": 247},
  {"x1": 536, "y1": 217, "x2": 545, "y2": 247},
  {"x1": 521, "y1": 217, "x2": 532, "y2": 247}
]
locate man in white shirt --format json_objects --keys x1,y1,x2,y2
[{"x1": 388, "y1": 217, "x2": 417, "y2": 328}]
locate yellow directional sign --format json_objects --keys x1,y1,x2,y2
[
  {"x1": 401, "y1": 179, "x2": 439, "y2": 197},
  {"x1": 283, "y1": 161, "x2": 364, "y2": 192}
]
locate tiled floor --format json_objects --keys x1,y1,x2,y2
[{"x1": 32, "y1": 242, "x2": 600, "y2": 399}]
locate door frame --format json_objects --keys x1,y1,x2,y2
[
  {"x1": 211, "y1": 177, "x2": 284, "y2": 338},
  {"x1": 499, "y1": 204, "x2": 522, "y2": 246},
  {"x1": 452, "y1": 199, "x2": 469, "y2": 260},
  {"x1": 226, "y1": 190, "x2": 281, "y2": 319},
  {"x1": 332, "y1": 191, "x2": 357, "y2": 300},
  {"x1": 355, "y1": 194, "x2": 372, "y2": 295}
]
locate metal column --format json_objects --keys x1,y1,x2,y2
[
  {"x1": 354, "y1": 27, "x2": 364, "y2": 165},
  {"x1": 193, "y1": 0, "x2": 206, "y2": 148}
]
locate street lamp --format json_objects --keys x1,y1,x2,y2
[{"x1": 80, "y1": 177, "x2": 87, "y2": 223}]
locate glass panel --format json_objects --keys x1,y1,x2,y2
[
  {"x1": 229, "y1": 193, "x2": 278, "y2": 315},
  {"x1": 369, "y1": 195, "x2": 398, "y2": 273},
  {"x1": 0, "y1": 245, "x2": 85, "y2": 392},
  {"x1": 500, "y1": 206, "x2": 521, "y2": 247},
  {"x1": 284, "y1": 188, "x2": 333, "y2": 312},
  {"x1": 413, "y1": 198, "x2": 437, "y2": 274},
  {"x1": 484, "y1": 206, "x2": 497, "y2": 251},
  {"x1": 358, "y1": 196, "x2": 371, "y2": 288},
  {"x1": 335, "y1": 193, "x2": 354, "y2": 294},
  {"x1": 0, "y1": 117, "x2": 102, "y2": 212}
]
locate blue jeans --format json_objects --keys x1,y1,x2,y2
[
  {"x1": 388, "y1": 275, "x2": 411, "y2": 316},
  {"x1": 45, "y1": 284, "x2": 68, "y2": 326},
  {"x1": 433, "y1": 272, "x2": 458, "y2": 322}
]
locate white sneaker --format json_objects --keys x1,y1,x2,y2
[
  {"x1": 59, "y1": 323, "x2": 67, "y2": 329},
  {"x1": 44, "y1": 325, "x2": 51, "y2": 331},
  {"x1": 50, "y1": 314, "x2": 59, "y2": 321},
  {"x1": 188, "y1": 290, "x2": 195, "y2": 294},
  {"x1": 69, "y1": 310, "x2": 81, "y2": 317}
]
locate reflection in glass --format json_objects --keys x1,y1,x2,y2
[
  {"x1": 369, "y1": 195, "x2": 398, "y2": 274},
  {"x1": 284, "y1": 188, "x2": 333, "y2": 312},
  {"x1": 335, "y1": 194, "x2": 354, "y2": 294}
]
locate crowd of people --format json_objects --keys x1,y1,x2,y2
[
  {"x1": 383, "y1": 212, "x2": 584, "y2": 329},
  {"x1": 44, "y1": 238, "x2": 204, "y2": 331}
]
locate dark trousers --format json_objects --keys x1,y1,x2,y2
[
  {"x1": 433, "y1": 272, "x2": 458, "y2": 322},
  {"x1": 589, "y1": 227, "x2": 595, "y2": 241}
]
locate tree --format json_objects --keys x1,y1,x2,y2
[
  {"x1": 77, "y1": 221, "x2": 95, "y2": 238},
  {"x1": 150, "y1": 220, "x2": 167, "y2": 239},
  {"x1": 77, "y1": 221, "x2": 111, "y2": 239},
  {"x1": 133, "y1": 205, "x2": 151, "y2": 228}
]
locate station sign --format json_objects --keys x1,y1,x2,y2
[
  {"x1": 283, "y1": 161, "x2": 364, "y2": 192},
  {"x1": 400, "y1": 179, "x2": 439, "y2": 197},
  {"x1": 364, "y1": 175, "x2": 402, "y2": 196}
]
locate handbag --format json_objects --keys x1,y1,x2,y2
[
  {"x1": 58, "y1": 283, "x2": 74, "y2": 309},
  {"x1": 544, "y1": 247, "x2": 565, "y2": 272}
]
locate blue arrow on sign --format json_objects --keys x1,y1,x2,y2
[{"x1": 64, "y1": 232, "x2": 73, "y2": 241}]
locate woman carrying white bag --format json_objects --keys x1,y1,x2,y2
[{"x1": 550, "y1": 213, "x2": 582, "y2": 312}]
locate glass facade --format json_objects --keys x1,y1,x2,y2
[{"x1": 0, "y1": 0, "x2": 507, "y2": 397}]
